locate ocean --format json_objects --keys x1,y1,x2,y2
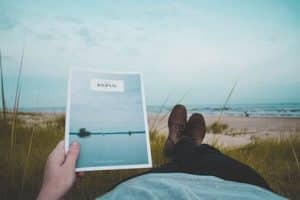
[
  {"x1": 148, "y1": 103, "x2": 300, "y2": 118},
  {"x1": 17, "y1": 102, "x2": 300, "y2": 118}
]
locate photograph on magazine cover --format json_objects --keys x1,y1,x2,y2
[{"x1": 65, "y1": 68, "x2": 152, "y2": 171}]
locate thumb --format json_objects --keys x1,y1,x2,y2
[{"x1": 65, "y1": 142, "x2": 80, "y2": 169}]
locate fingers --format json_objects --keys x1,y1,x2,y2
[
  {"x1": 75, "y1": 172, "x2": 85, "y2": 185},
  {"x1": 48, "y1": 140, "x2": 66, "y2": 165},
  {"x1": 64, "y1": 142, "x2": 80, "y2": 169},
  {"x1": 76, "y1": 172, "x2": 85, "y2": 177}
]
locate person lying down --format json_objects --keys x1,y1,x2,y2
[{"x1": 37, "y1": 105, "x2": 286, "y2": 200}]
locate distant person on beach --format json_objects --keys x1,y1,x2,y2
[{"x1": 37, "y1": 105, "x2": 285, "y2": 200}]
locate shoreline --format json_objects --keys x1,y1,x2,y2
[
  {"x1": 6, "y1": 110, "x2": 300, "y2": 119},
  {"x1": 148, "y1": 113, "x2": 300, "y2": 147},
  {"x1": 5, "y1": 111, "x2": 300, "y2": 147}
]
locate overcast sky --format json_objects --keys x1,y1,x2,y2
[{"x1": 1, "y1": 0, "x2": 299, "y2": 107}]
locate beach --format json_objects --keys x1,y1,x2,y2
[
  {"x1": 2, "y1": 111, "x2": 300, "y2": 199},
  {"x1": 148, "y1": 113, "x2": 300, "y2": 147},
  {"x1": 10, "y1": 111, "x2": 299, "y2": 147}
]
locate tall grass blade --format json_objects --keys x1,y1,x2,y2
[
  {"x1": 218, "y1": 81, "x2": 238, "y2": 123},
  {"x1": 21, "y1": 127, "x2": 34, "y2": 194},
  {"x1": 156, "y1": 89, "x2": 191, "y2": 132},
  {"x1": 9, "y1": 84, "x2": 22, "y2": 189},
  {"x1": 10, "y1": 44, "x2": 25, "y2": 188},
  {"x1": 0, "y1": 49, "x2": 7, "y2": 123},
  {"x1": 175, "y1": 88, "x2": 191, "y2": 105},
  {"x1": 288, "y1": 136, "x2": 300, "y2": 170},
  {"x1": 159, "y1": 89, "x2": 190, "y2": 129},
  {"x1": 13, "y1": 87, "x2": 21, "y2": 150},
  {"x1": 150, "y1": 94, "x2": 170, "y2": 132},
  {"x1": 10, "y1": 44, "x2": 25, "y2": 153}
]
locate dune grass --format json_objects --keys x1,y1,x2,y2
[
  {"x1": 207, "y1": 121, "x2": 229, "y2": 134},
  {"x1": 0, "y1": 115, "x2": 167, "y2": 199},
  {"x1": 0, "y1": 50, "x2": 7, "y2": 123},
  {"x1": 223, "y1": 134, "x2": 300, "y2": 200},
  {"x1": 0, "y1": 114, "x2": 299, "y2": 199}
]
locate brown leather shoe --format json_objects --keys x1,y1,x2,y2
[
  {"x1": 184, "y1": 113, "x2": 206, "y2": 145},
  {"x1": 163, "y1": 104, "x2": 187, "y2": 157}
]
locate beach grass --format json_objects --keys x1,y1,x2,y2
[
  {"x1": 207, "y1": 121, "x2": 229, "y2": 134},
  {"x1": 0, "y1": 114, "x2": 166, "y2": 199},
  {"x1": 223, "y1": 134, "x2": 300, "y2": 200},
  {"x1": 0, "y1": 114, "x2": 299, "y2": 199}
]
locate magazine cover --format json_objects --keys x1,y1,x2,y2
[{"x1": 65, "y1": 68, "x2": 152, "y2": 171}]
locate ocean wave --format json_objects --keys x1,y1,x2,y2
[{"x1": 148, "y1": 103, "x2": 300, "y2": 118}]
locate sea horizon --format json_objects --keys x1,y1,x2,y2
[{"x1": 7, "y1": 102, "x2": 300, "y2": 118}]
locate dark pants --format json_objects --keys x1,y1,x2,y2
[{"x1": 148, "y1": 137, "x2": 271, "y2": 191}]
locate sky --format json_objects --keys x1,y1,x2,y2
[
  {"x1": 69, "y1": 70, "x2": 145, "y2": 132},
  {"x1": 0, "y1": 0, "x2": 299, "y2": 108}
]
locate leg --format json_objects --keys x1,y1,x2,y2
[
  {"x1": 160, "y1": 110, "x2": 271, "y2": 190},
  {"x1": 148, "y1": 162, "x2": 180, "y2": 173},
  {"x1": 111, "y1": 105, "x2": 187, "y2": 186},
  {"x1": 173, "y1": 137, "x2": 271, "y2": 190}
]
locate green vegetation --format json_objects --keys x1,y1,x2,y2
[
  {"x1": 207, "y1": 121, "x2": 229, "y2": 133},
  {"x1": 0, "y1": 114, "x2": 299, "y2": 199},
  {"x1": 223, "y1": 135, "x2": 300, "y2": 200},
  {"x1": 0, "y1": 115, "x2": 167, "y2": 199}
]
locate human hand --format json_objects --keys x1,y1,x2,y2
[{"x1": 37, "y1": 140, "x2": 83, "y2": 200}]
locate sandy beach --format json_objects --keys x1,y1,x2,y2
[
  {"x1": 148, "y1": 113, "x2": 300, "y2": 147},
  {"x1": 11, "y1": 112, "x2": 300, "y2": 147}
]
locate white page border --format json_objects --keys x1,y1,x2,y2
[{"x1": 64, "y1": 68, "x2": 152, "y2": 172}]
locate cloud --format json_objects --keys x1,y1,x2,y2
[
  {"x1": 21, "y1": 17, "x2": 70, "y2": 42},
  {"x1": 55, "y1": 16, "x2": 82, "y2": 25},
  {"x1": 77, "y1": 26, "x2": 98, "y2": 46},
  {"x1": 1, "y1": 0, "x2": 299, "y2": 106},
  {"x1": 0, "y1": 15, "x2": 18, "y2": 30}
]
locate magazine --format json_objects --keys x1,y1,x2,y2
[{"x1": 65, "y1": 68, "x2": 152, "y2": 171}]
